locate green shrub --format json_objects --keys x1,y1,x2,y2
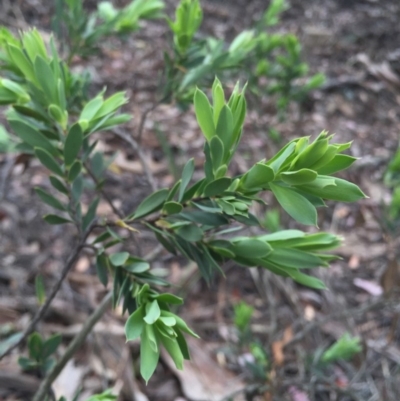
[{"x1": 0, "y1": 2, "x2": 365, "y2": 398}]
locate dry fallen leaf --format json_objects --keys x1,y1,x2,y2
[
  {"x1": 353, "y1": 278, "x2": 383, "y2": 296},
  {"x1": 272, "y1": 326, "x2": 293, "y2": 366}
]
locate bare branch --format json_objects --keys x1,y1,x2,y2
[
  {"x1": 32, "y1": 291, "x2": 113, "y2": 401},
  {"x1": 112, "y1": 127, "x2": 157, "y2": 191}
]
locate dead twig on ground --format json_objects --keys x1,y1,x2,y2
[
  {"x1": 32, "y1": 291, "x2": 113, "y2": 401},
  {"x1": 284, "y1": 296, "x2": 393, "y2": 349}
]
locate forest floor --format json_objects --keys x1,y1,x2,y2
[{"x1": 1, "y1": 0, "x2": 400, "y2": 400}]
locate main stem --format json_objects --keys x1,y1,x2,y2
[{"x1": 32, "y1": 291, "x2": 113, "y2": 401}]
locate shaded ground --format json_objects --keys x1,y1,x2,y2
[{"x1": 1, "y1": 0, "x2": 400, "y2": 400}]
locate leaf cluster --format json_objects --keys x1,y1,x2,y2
[
  {"x1": 53, "y1": 0, "x2": 164, "y2": 61},
  {"x1": 18, "y1": 332, "x2": 61, "y2": 376},
  {"x1": 163, "y1": 0, "x2": 325, "y2": 112}
]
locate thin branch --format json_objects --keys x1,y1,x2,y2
[
  {"x1": 284, "y1": 296, "x2": 393, "y2": 349},
  {"x1": 135, "y1": 98, "x2": 166, "y2": 144},
  {"x1": 112, "y1": 127, "x2": 157, "y2": 191},
  {"x1": 0, "y1": 230, "x2": 93, "y2": 361},
  {"x1": 85, "y1": 162, "x2": 124, "y2": 218},
  {"x1": 32, "y1": 291, "x2": 113, "y2": 401}
]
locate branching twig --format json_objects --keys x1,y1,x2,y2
[
  {"x1": 32, "y1": 291, "x2": 113, "y2": 401},
  {"x1": 284, "y1": 296, "x2": 393, "y2": 349},
  {"x1": 0, "y1": 230, "x2": 93, "y2": 361},
  {"x1": 84, "y1": 162, "x2": 124, "y2": 218},
  {"x1": 112, "y1": 127, "x2": 157, "y2": 191},
  {"x1": 135, "y1": 101, "x2": 163, "y2": 144}
]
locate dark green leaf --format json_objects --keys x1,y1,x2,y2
[
  {"x1": 42, "y1": 334, "x2": 61, "y2": 359},
  {"x1": 231, "y1": 238, "x2": 272, "y2": 258},
  {"x1": 131, "y1": 188, "x2": 169, "y2": 219},
  {"x1": 49, "y1": 176, "x2": 68, "y2": 195},
  {"x1": 35, "y1": 148, "x2": 63, "y2": 176},
  {"x1": 35, "y1": 187, "x2": 66, "y2": 211},
  {"x1": 267, "y1": 248, "x2": 325, "y2": 269},
  {"x1": 179, "y1": 158, "x2": 194, "y2": 201},
  {"x1": 71, "y1": 175, "x2": 83, "y2": 202},
  {"x1": 96, "y1": 253, "x2": 109, "y2": 287},
  {"x1": 28, "y1": 332, "x2": 42, "y2": 361},
  {"x1": 68, "y1": 160, "x2": 82, "y2": 182},
  {"x1": 82, "y1": 197, "x2": 99, "y2": 231},
  {"x1": 64, "y1": 123, "x2": 83, "y2": 166},
  {"x1": 203, "y1": 177, "x2": 231, "y2": 197},
  {"x1": 175, "y1": 224, "x2": 203, "y2": 242},
  {"x1": 43, "y1": 214, "x2": 72, "y2": 225},
  {"x1": 288, "y1": 270, "x2": 326, "y2": 289},
  {"x1": 270, "y1": 183, "x2": 317, "y2": 226},
  {"x1": 163, "y1": 201, "x2": 183, "y2": 215}
]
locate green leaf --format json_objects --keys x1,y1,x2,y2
[
  {"x1": 203, "y1": 177, "x2": 231, "y2": 197},
  {"x1": 301, "y1": 177, "x2": 367, "y2": 202},
  {"x1": 140, "y1": 325, "x2": 160, "y2": 383},
  {"x1": 96, "y1": 253, "x2": 109, "y2": 287},
  {"x1": 321, "y1": 333, "x2": 362, "y2": 363},
  {"x1": 64, "y1": 123, "x2": 83, "y2": 166},
  {"x1": 125, "y1": 306, "x2": 145, "y2": 341},
  {"x1": 288, "y1": 270, "x2": 326, "y2": 289},
  {"x1": 240, "y1": 163, "x2": 275, "y2": 190},
  {"x1": 194, "y1": 89, "x2": 215, "y2": 141},
  {"x1": 163, "y1": 201, "x2": 183, "y2": 215},
  {"x1": 159, "y1": 335, "x2": 184, "y2": 370},
  {"x1": 209, "y1": 136, "x2": 224, "y2": 171},
  {"x1": 231, "y1": 238, "x2": 272, "y2": 258},
  {"x1": 179, "y1": 158, "x2": 194, "y2": 201},
  {"x1": 171, "y1": 329, "x2": 189, "y2": 361},
  {"x1": 180, "y1": 210, "x2": 228, "y2": 226},
  {"x1": 49, "y1": 176, "x2": 68, "y2": 195},
  {"x1": 35, "y1": 148, "x2": 63, "y2": 176},
  {"x1": 292, "y1": 137, "x2": 328, "y2": 170},
  {"x1": 35, "y1": 274, "x2": 46, "y2": 305},
  {"x1": 162, "y1": 311, "x2": 199, "y2": 338},
  {"x1": 270, "y1": 183, "x2": 317, "y2": 226},
  {"x1": 42, "y1": 334, "x2": 61, "y2": 359},
  {"x1": 212, "y1": 79, "x2": 225, "y2": 125},
  {"x1": 71, "y1": 175, "x2": 83, "y2": 202},
  {"x1": 131, "y1": 188, "x2": 169, "y2": 219},
  {"x1": 34, "y1": 56, "x2": 57, "y2": 104},
  {"x1": 124, "y1": 257, "x2": 150, "y2": 273},
  {"x1": 317, "y1": 154, "x2": 358, "y2": 175},
  {"x1": 280, "y1": 169, "x2": 318, "y2": 185},
  {"x1": 80, "y1": 96, "x2": 103, "y2": 122},
  {"x1": 35, "y1": 187, "x2": 66, "y2": 211},
  {"x1": 176, "y1": 224, "x2": 203, "y2": 242},
  {"x1": 82, "y1": 197, "x2": 99, "y2": 231},
  {"x1": 109, "y1": 252, "x2": 130, "y2": 267},
  {"x1": 28, "y1": 332, "x2": 42, "y2": 361},
  {"x1": 43, "y1": 214, "x2": 72, "y2": 225},
  {"x1": 267, "y1": 248, "x2": 325, "y2": 269},
  {"x1": 9, "y1": 119, "x2": 57, "y2": 156},
  {"x1": 144, "y1": 300, "x2": 161, "y2": 325},
  {"x1": 68, "y1": 160, "x2": 82, "y2": 182},
  {"x1": 215, "y1": 105, "x2": 234, "y2": 154},
  {"x1": 155, "y1": 293, "x2": 183, "y2": 305}
]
